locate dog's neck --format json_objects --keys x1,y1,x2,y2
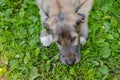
[{"x1": 48, "y1": 0, "x2": 74, "y2": 17}]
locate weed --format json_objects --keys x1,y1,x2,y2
[{"x1": 0, "y1": 0, "x2": 120, "y2": 80}]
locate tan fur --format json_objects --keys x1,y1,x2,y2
[
  {"x1": 37, "y1": 0, "x2": 93, "y2": 65},
  {"x1": 37, "y1": 0, "x2": 93, "y2": 20}
]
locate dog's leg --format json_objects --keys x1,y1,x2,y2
[
  {"x1": 40, "y1": 30, "x2": 53, "y2": 47},
  {"x1": 39, "y1": 9, "x2": 53, "y2": 47},
  {"x1": 37, "y1": 0, "x2": 53, "y2": 47},
  {"x1": 37, "y1": 0, "x2": 48, "y2": 22},
  {"x1": 77, "y1": 0, "x2": 93, "y2": 45},
  {"x1": 79, "y1": 20, "x2": 88, "y2": 45}
]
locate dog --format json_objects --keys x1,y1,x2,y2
[{"x1": 37, "y1": 0, "x2": 93, "y2": 65}]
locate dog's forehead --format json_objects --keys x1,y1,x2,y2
[
  {"x1": 52, "y1": 20, "x2": 78, "y2": 42},
  {"x1": 55, "y1": 26, "x2": 78, "y2": 40},
  {"x1": 47, "y1": 13, "x2": 76, "y2": 27},
  {"x1": 48, "y1": 13, "x2": 79, "y2": 40},
  {"x1": 56, "y1": 23, "x2": 72, "y2": 35}
]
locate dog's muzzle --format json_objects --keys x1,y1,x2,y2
[{"x1": 59, "y1": 45, "x2": 81, "y2": 65}]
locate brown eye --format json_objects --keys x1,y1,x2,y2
[
  {"x1": 57, "y1": 40, "x2": 62, "y2": 45},
  {"x1": 71, "y1": 37, "x2": 76, "y2": 42}
]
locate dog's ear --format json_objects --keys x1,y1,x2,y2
[{"x1": 75, "y1": 13, "x2": 85, "y2": 26}]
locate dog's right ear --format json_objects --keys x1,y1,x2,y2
[{"x1": 75, "y1": 13, "x2": 85, "y2": 26}]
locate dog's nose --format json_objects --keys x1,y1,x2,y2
[{"x1": 65, "y1": 59, "x2": 75, "y2": 65}]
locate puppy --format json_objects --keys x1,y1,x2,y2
[{"x1": 37, "y1": 0, "x2": 93, "y2": 65}]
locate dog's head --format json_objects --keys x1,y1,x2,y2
[{"x1": 44, "y1": 13, "x2": 85, "y2": 65}]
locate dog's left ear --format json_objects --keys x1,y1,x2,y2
[{"x1": 75, "y1": 13, "x2": 85, "y2": 26}]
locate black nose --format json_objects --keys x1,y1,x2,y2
[{"x1": 65, "y1": 59, "x2": 75, "y2": 65}]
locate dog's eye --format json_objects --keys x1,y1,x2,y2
[
  {"x1": 71, "y1": 37, "x2": 76, "y2": 42},
  {"x1": 57, "y1": 40, "x2": 62, "y2": 45}
]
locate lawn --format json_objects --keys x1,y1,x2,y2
[{"x1": 0, "y1": 0, "x2": 120, "y2": 80}]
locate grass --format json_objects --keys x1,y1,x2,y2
[{"x1": 0, "y1": 0, "x2": 120, "y2": 80}]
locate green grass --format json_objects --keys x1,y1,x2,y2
[{"x1": 0, "y1": 0, "x2": 120, "y2": 80}]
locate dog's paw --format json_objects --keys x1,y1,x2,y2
[
  {"x1": 40, "y1": 34, "x2": 53, "y2": 47},
  {"x1": 80, "y1": 37, "x2": 87, "y2": 45}
]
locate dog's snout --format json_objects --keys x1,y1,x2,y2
[
  {"x1": 59, "y1": 44, "x2": 80, "y2": 65},
  {"x1": 65, "y1": 59, "x2": 75, "y2": 65},
  {"x1": 60, "y1": 52, "x2": 80, "y2": 65}
]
